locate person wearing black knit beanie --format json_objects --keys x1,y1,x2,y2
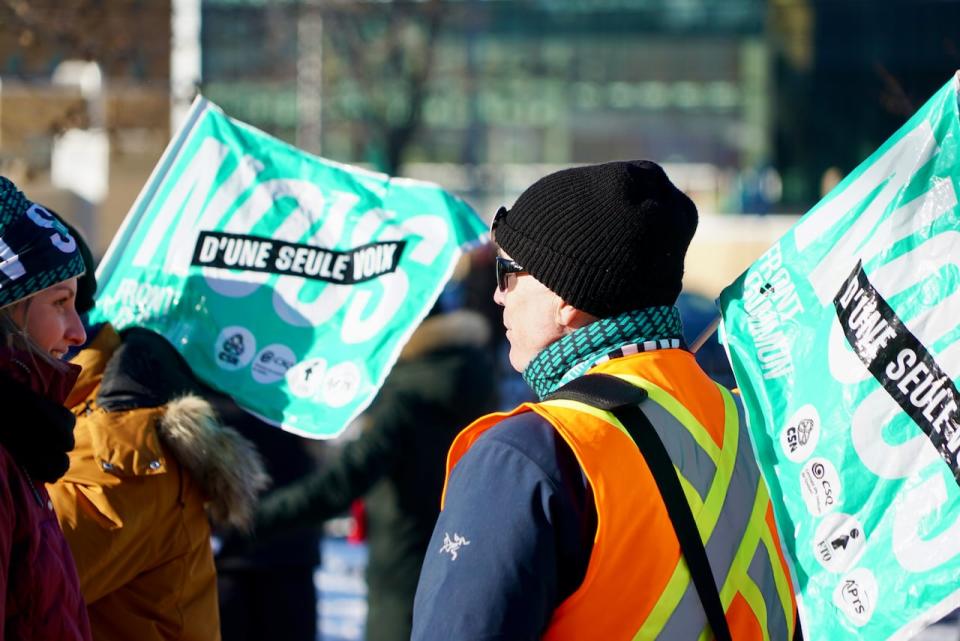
[
  {"x1": 412, "y1": 161, "x2": 798, "y2": 641},
  {"x1": 491, "y1": 160, "x2": 698, "y2": 319}
]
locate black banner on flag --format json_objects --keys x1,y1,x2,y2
[
  {"x1": 191, "y1": 231, "x2": 406, "y2": 285},
  {"x1": 834, "y1": 262, "x2": 960, "y2": 482}
]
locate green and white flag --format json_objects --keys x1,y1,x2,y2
[
  {"x1": 719, "y1": 72, "x2": 960, "y2": 640},
  {"x1": 92, "y1": 97, "x2": 487, "y2": 438}
]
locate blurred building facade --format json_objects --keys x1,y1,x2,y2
[
  {"x1": 202, "y1": 0, "x2": 770, "y2": 215},
  {"x1": 199, "y1": 0, "x2": 960, "y2": 216},
  {"x1": 1, "y1": 0, "x2": 958, "y2": 271},
  {"x1": 0, "y1": 0, "x2": 172, "y2": 255}
]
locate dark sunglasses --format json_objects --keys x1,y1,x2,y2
[{"x1": 495, "y1": 256, "x2": 526, "y2": 292}]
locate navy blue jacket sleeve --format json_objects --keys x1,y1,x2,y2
[{"x1": 411, "y1": 411, "x2": 596, "y2": 641}]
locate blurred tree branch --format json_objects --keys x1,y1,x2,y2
[
  {"x1": 875, "y1": 35, "x2": 959, "y2": 118},
  {"x1": 874, "y1": 63, "x2": 914, "y2": 118},
  {"x1": 0, "y1": 0, "x2": 170, "y2": 80},
  {"x1": 313, "y1": 0, "x2": 447, "y2": 174},
  {"x1": 3, "y1": 0, "x2": 448, "y2": 175}
]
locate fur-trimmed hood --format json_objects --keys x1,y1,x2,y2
[
  {"x1": 67, "y1": 325, "x2": 270, "y2": 531},
  {"x1": 158, "y1": 395, "x2": 270, "y2": 530}
]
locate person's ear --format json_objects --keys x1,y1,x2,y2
[{"x1": 556, "y1": 298, "x2": 598, "y2": 333}]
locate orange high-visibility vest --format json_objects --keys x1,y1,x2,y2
[{"x1": 443, "y1": 349, "x2": 796, "y2": 640}]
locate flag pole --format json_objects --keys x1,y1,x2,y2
[{"x1": 691, "y1": 315, "x2": 720, "y2": 354}]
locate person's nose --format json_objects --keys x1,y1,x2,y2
[
  {"x1": 493, "y1": 284, "x2": 505, "y2": 307},
  {"x1": 64, "y1": 309, "x2": 86, "y2": 346}
]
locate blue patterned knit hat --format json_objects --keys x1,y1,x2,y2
[{"x1": 0, "y1": 176, "x2": 85, "y2": 309}]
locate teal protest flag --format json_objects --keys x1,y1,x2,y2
[
  {"x1": 718, "y1": 72, "x2": 960, "y2": 640},
  {"x1": 91, "y1": 96, "x2": 487, "y2": 438}
]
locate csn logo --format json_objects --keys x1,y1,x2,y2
[
  {"x1": 786, "y1": 418, "x2": 815, "y2": 453},
  {"x1": 781, "y1": 404, "x2": 820, "y2": 463},
  {"x1": 220, "y1": 334, "x2": 246, "y2": 365},
  {"x1": 214, "y1": 326, "x2": 256, "y2": 371}
]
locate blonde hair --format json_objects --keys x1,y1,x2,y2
[{"x1": 0, "y1": 298, "x2": 65, "y2": 371}]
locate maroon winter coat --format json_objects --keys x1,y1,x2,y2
[
  {"x1": 0, "y1": 349, "x2": 91, "y2": 641},
  {"x1": 0, "y1": 445, "x2": 91, "y2": 640}
]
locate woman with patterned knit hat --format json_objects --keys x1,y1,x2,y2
[{"x1": 0, "y1": 176, "x2": 92, "y2": 640}]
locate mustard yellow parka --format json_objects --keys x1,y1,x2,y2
[{"x1": 48, "y1": 325, "x2": 268, "y2": 641}]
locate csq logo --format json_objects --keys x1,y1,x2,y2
[
  {"x1": 800, "y1": 458, "x2": 841, "y2": 516},
  {"x1": 252, "y1": 344, "x2": 297, "y2": 385}
]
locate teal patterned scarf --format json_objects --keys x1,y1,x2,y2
[{"x1": 522, "y1": 306, "x2": 685, "y2": 400}]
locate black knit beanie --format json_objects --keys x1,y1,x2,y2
[{"x1": 492, "y1": 160, "x2": 698, "y2": 318}]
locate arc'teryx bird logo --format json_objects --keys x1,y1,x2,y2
[{"x1": 439, "y1": 532, "x2": 470, "y2": 561}]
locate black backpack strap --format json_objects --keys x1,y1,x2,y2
[
  {"x1": 547, "y1": 371, "x2": 650, "y2": 409},
  {"x1": 548, "y1": 373, "x2": 734, "y2": 641}
]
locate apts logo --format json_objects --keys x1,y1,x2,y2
[{"x1": 832, "y1": 568, "x2": 878, "y2": 627}]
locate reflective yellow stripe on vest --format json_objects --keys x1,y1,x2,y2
[{"x1": 541, "y1": 374, "x2": 795, "y2": 641}]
